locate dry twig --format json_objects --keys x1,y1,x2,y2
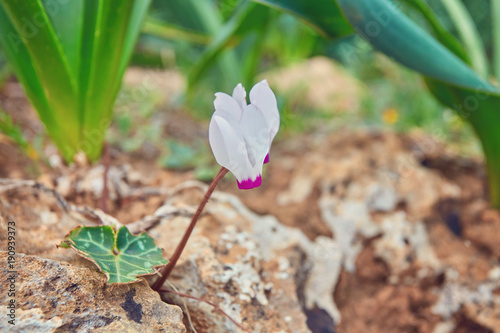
[{"x1": 160, "y1": 288, "x2": 251, "y2": 333}]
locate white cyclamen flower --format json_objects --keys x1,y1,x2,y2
[{"x1": 209, "y1": 80, "x2": 280, "y2": 189}]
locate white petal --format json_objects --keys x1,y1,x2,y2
[
  {"x1": 240, "y1": 104, "x2": 270, "y2": 169},
  {"x1": 214, "y1": 92, "x2": 243, "y2": 121},
  {"x1": 209, "y1": 115, "x2": 253, "y2": 182},
  {"x1": 249, "y1": 79, "x2": 280, "y2": 142},
  {"x1": 232, "y1": 83, "x2": 247, "y2": 111},
  {"x1": 209, "y1": 116, "x2": 231, "y2": 167}
]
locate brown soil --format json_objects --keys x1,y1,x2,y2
[{"x1": 1, "y1": 79, "x2": 500, "y2": 333}]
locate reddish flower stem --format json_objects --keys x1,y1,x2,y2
[{"x1": 152, "y1": 167, "x2": 228, "y2": 291}]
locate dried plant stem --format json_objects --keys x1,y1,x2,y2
[
  {"x1": 160, "y1": 288, "x2": 250, "y2": 333},
  {"x1": 166, "y1": 282, "x2": 197, "y2": 333},
  {"x1": 152, "y1": 167, "x2": 228, "y2": 290}
]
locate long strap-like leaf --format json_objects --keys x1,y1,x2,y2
[
  {"x1": 402, "y1": 0, "x2": 470, "y2": 64},
  {"x1": 0, "y1": 0, "x2": 80, "y2": 149},
  {"x1": 440, "y1": 0, "x2": 488, "y2": 77},
  {"x1": 493, "y1": 0, "x2": 500, "y2": 83},
  {"x1": 334, "y1": 0, "x2": 500, "y2": 206},
  {"x1": 0, "y1": 0, "x2": 151, "y2": 162},
  {"x1": 79, "y1": 0, "x2": 151, "y2": 160},
  {"x1": 336, "y1": 0, "x2": 495, "y2": 92}
]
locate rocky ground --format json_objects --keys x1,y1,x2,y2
[{"x1": 1, "y1": 67, "x2": 500, "y2": 332}]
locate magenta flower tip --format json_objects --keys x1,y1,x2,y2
[
  {"x1": 237, "y1": 175, "x2": 262, "y2": 190},
  {"x1": 263, "y1": 153, "x2": 270, "y2": 164}
]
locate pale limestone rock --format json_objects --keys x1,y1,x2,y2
[
  {"x1": 1, "y1": 130, "x2": 494, "y2": 332},
  {"x1": 367, "y1": 185, "x2": 398, "y2": 212},
  {"x1": 432, "y1": 321, "x2": 455, "y2": 333},
  {"x1": 432, "y1": 281, "x2": 500, "y2": 320},
  {"x1": 150, "y1": 186, "x2": 315, "y2": 332},
  {"x1": 374, "y1": 212, "x2": 440, "y2": 277}
]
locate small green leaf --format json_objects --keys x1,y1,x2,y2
[{"x1": 62, "y1": 226, "x2": 167, "y2": 284}]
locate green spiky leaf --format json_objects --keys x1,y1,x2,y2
[
  {"x1": 0, "y1": 0, "x2": 151, "y2": 162},
  {"x1": 62, "y1": 225, "x2": 167, "y2": 284}
]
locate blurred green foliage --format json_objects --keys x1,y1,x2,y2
[
  {"x1": 131, "y1": 0, "x2": 498, "y2": 204},
  {"x1": 135, "y1": 0, "x2": 327, "y2": 115},
  {"x1": 0, "y1": 108, "x2": 30, "y2": 154},
  {"x1": 426, "y1": 0, "x2": 491, "y2": 55},
  {"x1": 115, "y1": 0, "x2": 489, "y2": 163},
  {"x1": 0, "y1": 0, "x2": 496, "y2": 199},
  {"x1": 248, "y1": 0, "x2": 500, "y2": 206},
  {"x1": 0, "y1": 47, "x2": 10, "y2": 88},
  {"x1": 134, "y1": 0, "x2": 495, "y2": 126}
]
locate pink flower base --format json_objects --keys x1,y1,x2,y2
[{"x1": 237, "y1": 175, "x2": 262, "y2": 190}]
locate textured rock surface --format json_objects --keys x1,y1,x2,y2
[
  {"x1": 0, "y1": 185, "x2": 79, "y2": 263},
  {"x1": 0, "y1": 253, "x2": 185, "y2": 333},
  {"x1": 149, "y1": 187, "x2": 313, "y2": 333},
  {"x1": 222, "y1": 131, "x2": 500, "y2": 332},
  {"x1": 2, "y1": 130, "x2": 500, "y2": 333}
]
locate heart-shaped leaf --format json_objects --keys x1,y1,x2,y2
[{"x1": 62, "y1": 225, "x2": 167, "y2": 284}]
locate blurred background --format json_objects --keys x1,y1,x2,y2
[
  {"x1": 0, "y1": 0, "x2": 493, "y2": 176},
  {"x1": 1, "y1": 1, "x2": 499, "y2": 332}
]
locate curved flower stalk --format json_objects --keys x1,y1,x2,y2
[
  {"x1": 153, "y1": 80, "x2": 279, "y2": 291},
  {"x1": 209, "y1": 80, "x2": 280, "y2": 189}
]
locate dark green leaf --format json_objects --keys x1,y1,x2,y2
[
  {"x1": 253, "y1": 0, "x2": 500, "y2": 207},
  {"x1": 401, "y1": 0, "x2": 470, "y2": 63},
  {"x1": 335, "y1": 0, "x2": 493, "y2": 91},
  {"x1": 41, "y1": 0, "x2": 84, "y2": 81},
  {"x1": 425, "y1": 78, "x2": 500, "y2": 206},
  {"x1": 334, "y1": 0, "x2": 500, "y2": 206},
  {"x1": 252, "y1": 0, "x2": 353, "y2": 38},
  {"x1": 62, "y1": 225, "x2": 168, "y2": 284}
]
